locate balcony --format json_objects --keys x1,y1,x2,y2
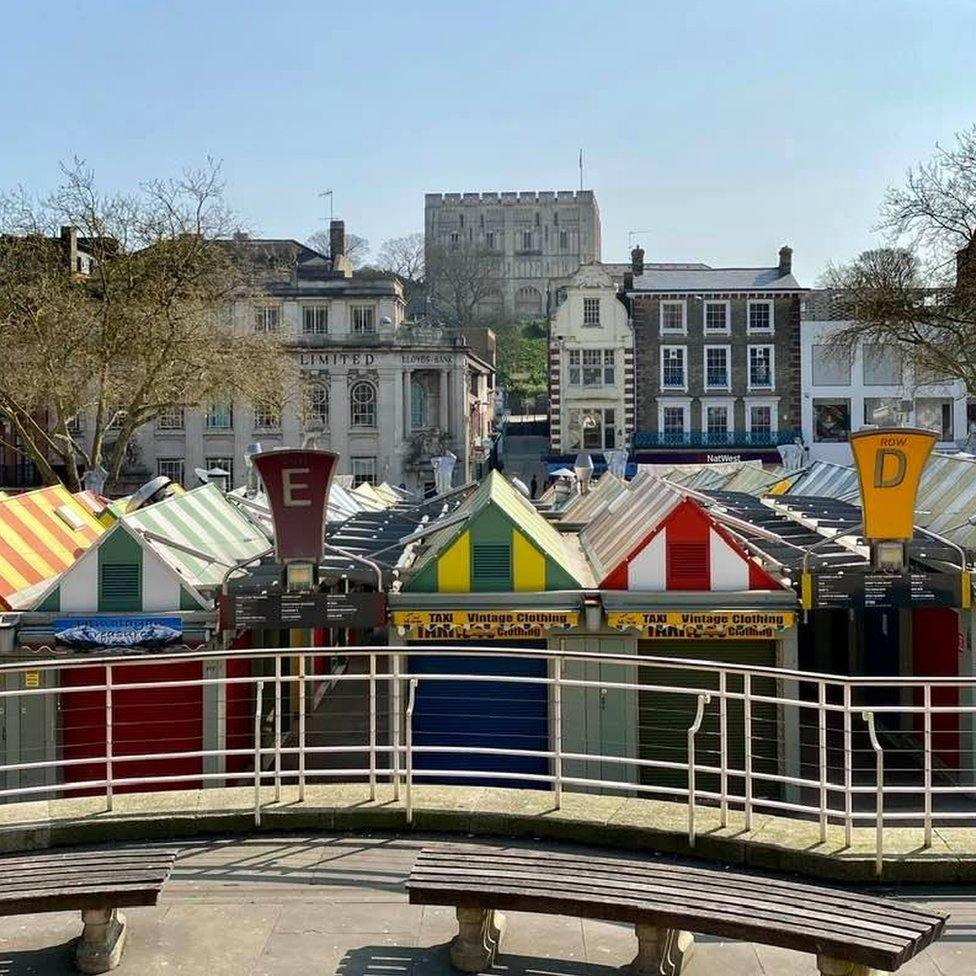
[{"x1": 632, "y1": 429, "x2": 801, "y2": 449}]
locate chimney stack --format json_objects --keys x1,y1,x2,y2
[
  {"x1": 631, "y1": 245, "x2": 645, "y2": 276},
  {"x1": 623, "y1": 270, "x2": 634, "y2": 290},
  {"x1": 60, "y1": 225, "x2": 78, "y2": 274},
  {"x1": 778, "y1": 245, "x2": 793, "y2": 277},
  {"x1": 329, "y1": 219, "x2": 345, "y2": 260}
]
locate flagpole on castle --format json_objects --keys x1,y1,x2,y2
[{"x1": 579, "y1": 148, "x2": 584, "y2": 192}]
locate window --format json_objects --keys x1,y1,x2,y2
[
  {"x1": 205, "y1": 401, "x2": 233, "y2": 430},
  {"x1": 350, "y1": 382, "x2": 377, "y2": 427},
  {"x1": 449, "y1": 231, "x2": 459, "y2": 249},
  {"x1": 662, "y1": 405, "x2": 686, "y2": 441},
  {"x1": 748, "y1": 345, "x2": 774, "y2": 389},
  {"x1": 254, "y1": 306, "x2": 281, "y2": 333},
  {"x1": 568, "y1": 408, "x2": 616, "y2": 450},
  {"x1": 583, "y1": 297, "x2": 600, "y2": 326},
  {"x1": 351, "y1": 457, "x2": 377, "y2": 485},
  {"x1": 568, "y1": 349, "x2": 614, "y2": 386},
  {"x1": 205, "y1": 456, "x2": 234, "y2": 487},
  {"x1": 864, "y1": 397, "x2": 904, "y2": 427},
  {"x1": 661, "y1": 347, "x2": 686, "y2": 389},
  {"x1": 660, "y1": 301, "x2": 686, "y2": 334},
  {"x1": 253, "y1": 401, "x2": 281, "y2": 431},
  {"x1": 485, "y1": 231, "x2": 496, "y2": 250},
  {"x1": 411, "y1": 374, "x2": 441, "y2": 429},
  {"x1": 812, "y1": 345, "x2": 851, "y2": 385},
  {"x1": 303, "y1": 382, "x2": 329, "y2": 426},
  {"x1": 748, "y1": 300, "x2": 773, "y2": 332},
  {"x1": 157, "y1": 406, "x2": 184, "y2": 431},
  {"x1": 704, "y1": 301, "x2": 729, "y2": 333},
  {"x1": 352, "y1": 306, "x2": 375, "y2": 334},
  {"x1": 65, "y1": 415, "x2": 83, "y2": 436},
  {"x1": 520, "y1": 230, "x2": 533, "y2": 251},
  {"x1": 915, "y1": 398, "x2": 954, "y2": 440},
  {"x1": 704, "y1": 346, "x2": 730, "y2": 389},
  {"x1": 157, "y1": 458, "x2": 185, "y2": 484},
  {"x1": 705, "y1": 405, "x2": 730, "y2": 441},
  {"x1": 106, "y1": 410, "x2": 126, "y2": 432},
  {"x1": 559, "y1": 229, "x2": 568, "y2": 250},
  {"x1": 863, "y1": 344, "x2": 902, "y2": 385},
  {"x1": 749, "y1": 405, "x2": 772, "y2": 437},
  {"x1": 302, "y1": 305, "x2": 328, "y2": 335},
  {"x1": 813, "y1": 398, "x2": 851, "y2": 442}
]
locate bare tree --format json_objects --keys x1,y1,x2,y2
[
  {"x1": 376, "y1": 232, "x2": 425, "y2": 284},
  {"x1": 426, "y1": 242, "x2": 502, "y2": 327},
  {"x1": 306, "y1": 229, "x2": 369, "y2": 268},
  {"x1": 825, "y1": 124, "x2": 976, "y2": 390},
  {"x1": 0, "y1": 159, "x2": 294, "y2": 492}
]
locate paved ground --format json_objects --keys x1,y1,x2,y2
[
  {"x1": 0, "y1": 833, "x2": 971, "y2": 975},
  {"x1": 498, "y1": 433, "x2": 548, "y2": 494}
]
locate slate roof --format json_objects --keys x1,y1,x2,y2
[{"x1": 629, "y1": 267, "x2": 803, "y2": 293}]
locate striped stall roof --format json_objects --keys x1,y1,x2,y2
[
  {"x1": 0, "y1": 485, "x2": 106, "y2": 608},
  {"x1": 557, "y1": 472, "x2": 628, "y2": 524},
  {"x1": 125, "y1": 483, "x2": 271, "y2": 589},
  {"x1": 784, "y1": 460, "x2": 860, "y2": 500}
]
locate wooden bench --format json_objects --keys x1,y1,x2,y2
[
  {"x1": 0, "y1": 846, "x2": 177, "y2": 973},
  {"x1": 406, "y1": 845, "x2": 947, "y2": 976}
]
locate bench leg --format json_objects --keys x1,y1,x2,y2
[
  {"x1": 817, "y1": 956, "x2": 877, "y2": 976},
  {"x1": 449, "y1": 906, "x2": 506, "y2": 972},
  {"x1": 630, "y1": 923, "x2": 695, "y2": 976},
  {"x1": 75, "y1": 908, "x2": 127, "y2": 974}
]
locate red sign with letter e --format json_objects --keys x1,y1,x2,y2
[{"x1": 251, "y1": 449, "x2": 338, "y2": 562}]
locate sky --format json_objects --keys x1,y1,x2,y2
[{"x1": 1, "y1": 0, "x2": 974, "y2": 284}]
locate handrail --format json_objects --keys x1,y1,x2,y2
[
  {"x1": 405, "y1": 678, "x2": 418, "y2": 825},
  {"x1": 862, "y1": 710, "x2": 885, "y2": 876},
  {"x1": 687, "y1": 693, "x2": 711, "y2": 848}
]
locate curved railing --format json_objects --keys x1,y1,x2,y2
[{"x1": 1, "y1": 644, "x2": 974, "y2": 875}]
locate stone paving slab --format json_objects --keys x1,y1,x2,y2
[
  {"x1": 0, "y1": 834, "x2": 967, "y2": 976},
  {"x1": 3, "y1": 783, "x2": 976, "y2": 882}
]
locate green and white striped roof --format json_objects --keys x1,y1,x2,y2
[{"x1": 124, "y1": 483, "x2": 271, "y2": 589}]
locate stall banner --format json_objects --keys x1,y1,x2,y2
[
  {"x1": 252, "y1": 449, "x2": 338, "y2": 562},
  {"x1": 849, "y1": 428, "x2": 937, "y2": 541},
  {"x1": 607, "y1": 610, "x2": 794, "y2": 639},
  {"x1": 54, "y1": 616, "x2": 182, "y2": 649},
  {"x1": 392, "y1": 609, "x2": 578, "y2": 640}
]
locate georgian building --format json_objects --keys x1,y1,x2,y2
[
  {"x1": 547, "y1": 262, "x2": 634, "y2": 463},
  {"x1": 128, "y1": 222, "x2": 495, "y2": 493},
  {"x1": 424, "y1": 190, "x2": 601, "y2": 319},
  {"x1": 626, "y1": 245, "x2": 805, "y2": 463}
]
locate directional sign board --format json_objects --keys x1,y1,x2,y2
[
  {"x1": 225, "y1": 591, "x2": 386, "y2": 630},
  {"x1": 802, "y1": 571, "x2": 970, "y2": 610}
]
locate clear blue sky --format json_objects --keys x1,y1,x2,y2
[{"x1": 1, "y1": 0, "x2": 974, "y2": 283}]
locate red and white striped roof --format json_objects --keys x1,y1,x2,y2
[{"x1": 600, "y1": 497, "x2": 783, "y2": 592}]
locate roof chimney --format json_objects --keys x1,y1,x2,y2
[
  {"x1": 623, "y1": 270, "x2": 634, "y2": 290},
  {"x1": 329, "y1": 219, "x2": 345, "y2": 261},
  {"x1": 60, "y1": 226, "x2": 78, "y2": 274},
  {"x1": 631, "y1": 245, "x2": 644, "y2": 276},
  {"x1": 778, "y1": 245, "x2": 793, "y2": 277}
]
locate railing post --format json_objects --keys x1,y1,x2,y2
[
  {"x1": 923, "y1": 684, "x2": 933, "y2": 849},
  {"x1": 105, "y1": 664, "x2": 113, "y2": 812},
  {"x1": 298, "y1": 654, "x2": 307, "y2": 803},
  {"x1": 254, "y1": 680, "x2": 264, "y2": 826},
  {"x1": 843, "y1": 683, "x2": 853, "y2": 847},
  {"x1": 392, "y1": 653, "x2": 402, "y2": 801},
  {"x1": 688, "y1": 693, "x2": 711, "y2": 848},
  {"x1": 274, "y1": 656, "x2": 282, "y2": 803},
  {"x1": 818, "y1": 680, "x2": 828, "y2": 843},
  {"x1": 405, "y1": 678, "x2": 417, "y2": 825},
  {"x1": 862, "y1": 711, "x2": 884, "y2": 877},
  {"x1": 719, "y1": 670, "x2": 728, "y2": 828},
  {"x1": 554, "y1": 647, "x2": 564, "y2": 809},
  {"x1": 369, "y1": 653, "x2": 377, "y2": 802},
  {"x1": 743, "y1": 673, "x2": 753, "y2": 831}
]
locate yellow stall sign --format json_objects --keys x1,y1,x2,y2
[
  {"x1": 850, "y1": 428, "x2": 937, "y2": 541},
  {"x1": 606, "y1": 610, "x2": 795, "y2": 640},
  {"x1": 392, "y1": 609, "x2": 579, "y2": 640}
]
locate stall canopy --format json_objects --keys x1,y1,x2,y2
[
  {"x1": 0, "y1": 485, "x2": 107, "y2": 609},
  {"x1": 402, "y1": 470, "x2": 589, "y2": 593}
]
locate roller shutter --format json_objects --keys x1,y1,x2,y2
[{"x1": 637, "y1": 640, "x2": 778, "y2": 800}]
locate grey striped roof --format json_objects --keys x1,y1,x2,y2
[
  {"x1": 630, "y1": 267, "x2": 802, "y2": 292},
  {"x1": 784, "y1": 461, "x2": 860, "y2": 500}
]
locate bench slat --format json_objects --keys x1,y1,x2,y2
[{"x1": 407, "y1": 847, "x2": 946, "y2": 971}]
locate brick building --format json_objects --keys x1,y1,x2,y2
[{"x1": 625, "y1": 245, "x2": 805, "y2": 463}]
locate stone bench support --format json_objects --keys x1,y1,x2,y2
[
  {"x1": 817, "y1": 955, "x2": 877, "y2": 976},
  {"x1": 75, "y1": 908, "x2": 127, "y2": 974},
  {"x1": 630, "y1": 922, "x2": 695, "y2": 976},
  {"x1": 449, "y1": 906, "x2": 506, "y2": 972}
]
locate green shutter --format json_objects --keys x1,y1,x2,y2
[
  {"x1": 472, "y1": 544, "x2": 510, "y2": 591},
  {"x1": 98, "y1": 564, "x2": 141, "y2": 612}
]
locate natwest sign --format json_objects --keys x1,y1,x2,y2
[{"x1": 251, "y1": 449, "x2": 338, "y2": 562}]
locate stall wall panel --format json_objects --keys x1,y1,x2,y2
[
  {"x1": 912, "y1": 608, "x2": 960, "y2": 770},
  {"x1": 408, "y1": 643, "x2": 548, "y2": 788},
  {"x1": 61, "y1": 661, "x2": 203, "y2": 794}
]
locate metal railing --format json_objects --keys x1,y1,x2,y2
[
  {"x1": 0, "y1": 644, "x2": 974, "y2": 876},
  {"x1": 632, "y1": 429, "x2": 801, "y2": 449}
]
